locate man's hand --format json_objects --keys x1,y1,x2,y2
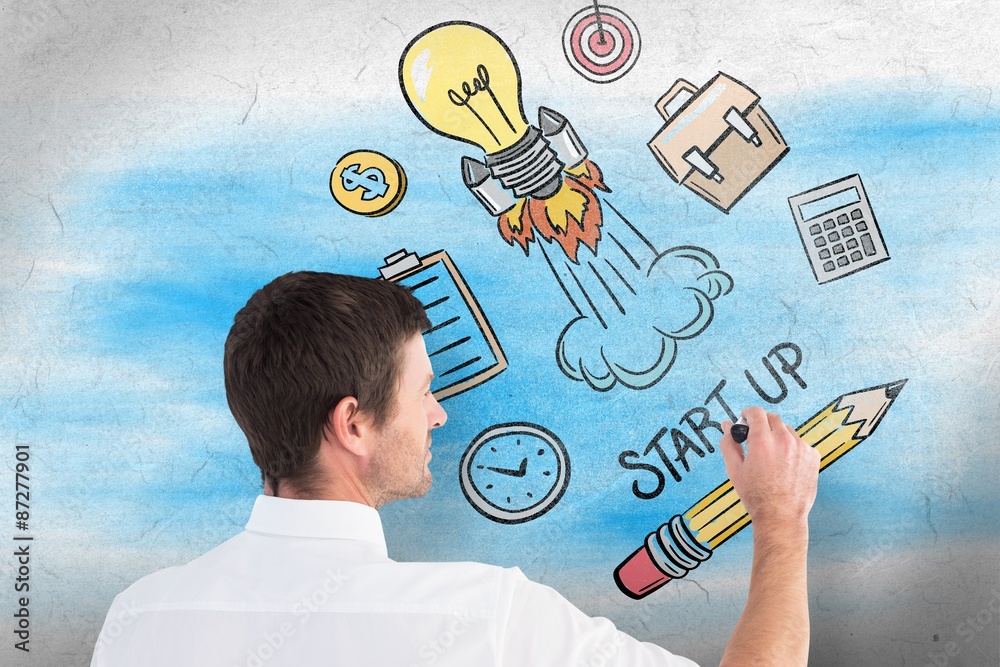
[
  {"x1": 718, "y1": 408, "x2": 820, "y2": 667},
  {"x1": 720, "y1": 408, "x2": 820, "y2": 531}
]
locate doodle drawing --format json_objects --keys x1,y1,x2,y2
[
  {"x1": 614, "y1": 380, "x2": 907, "y2": 599},
  {"x1": 459, "y1": 422, "x2": 571, "y2": 524},
  {"x1": 330, "y1": 150, "x2": 407, "y2": 217},
  {"x1": 788, "y1": 174, "x2": 890, "y2": 284},
  {"x1": 379, "y1": 249, "x2": 507, "y2": 401},
  {"x1": 400, "y1": 22, "x2": 732, "y2": 392},
  {"x1": 562, "y1": 3, "x2": 641, "y2": 84},
  {"x1": 648, "y1": 72, "x2": 789, "y2": 214}
]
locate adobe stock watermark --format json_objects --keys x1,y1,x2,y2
[
  {"x1": 924, "y1": 588, "x2": 1000, "y2": 667},
  {"x1": 577, "y1": 632, "x2": 628, "y2": 667},
  {"x1": 575, "y1": 596, "x2": 660, "y2": 667},
  {"x1": 91, "y1": 601, "x2": 142, "y2": 656},
  {"x1": 400, "y1": 611, "x2": 650, "y2": 667},
  {"x1": 405, "y1": 611, "x2": 476, "y2": 666},
  {"x1": 851, "y1": 520, "x2": 910, "y2": 577},
  {"x1": 518, "y1": 466, "x2": 634, "y2": 568},
  {"x1": 4, "y1": 0, "x2": 61, "y2": 48},
  {"x1": 236, "y1": 568, "x2": 350, "y2": 667}
]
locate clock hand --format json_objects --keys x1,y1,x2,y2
[
  {"x1": 485, "y1": 465, "x2": 520, "y2": 476},
  {"x1": 486, "y1": 458, "x2": 529, "y2": 477}
]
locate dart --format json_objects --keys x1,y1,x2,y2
[{"x1": 563, "y1": 3, "x2": 642, "y2": 84}]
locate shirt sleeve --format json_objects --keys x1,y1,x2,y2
[
  {"x1": 90, "y1": 593, "x2": 132, "y2": 667},
  {"x1": 498, "y1": 569, "x2": 700, "y2": 667}
]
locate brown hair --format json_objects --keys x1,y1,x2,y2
[{"x1": 223, "y1": 272, "x2": 429, "y2": 495}]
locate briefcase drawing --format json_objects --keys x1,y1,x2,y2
[{"x1": 648, "y1": 72, "x2": 789, "y2": 213}]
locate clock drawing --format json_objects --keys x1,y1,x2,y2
[{"x1": 459, "y1": 422, "x2": 571, "y2": 524}]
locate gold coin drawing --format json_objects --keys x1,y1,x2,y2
[{"x1": 330, "y1": 150, "x2": 407, "y2": 217}]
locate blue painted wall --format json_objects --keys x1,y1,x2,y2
[{"x1": 1, "y1": 2, "x2": 998, "y2": 665}]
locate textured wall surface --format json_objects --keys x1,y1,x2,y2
[{"x1": 1, "y1": 1, "x2": 999, "y2": 665}]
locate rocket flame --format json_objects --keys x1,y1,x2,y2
[
  {"x1": 497, "y1": 159, "x2": 610, "y2": 263},
  {"x1": 525, "y1": 177, "x2": 601, "y2": 263},
  {"x1": 566, "y1": 158, "x2": 610, "y2": 194},
  {"x1": 498, "y1": 199, "x2": 532, "y2": 250}
]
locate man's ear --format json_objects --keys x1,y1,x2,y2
[{"x1": 326, "y1": 396, "x2": 375, "y2": 458}]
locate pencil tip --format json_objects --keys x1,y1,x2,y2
[{"x1": 885, "y1": 379, "x2": 907, "y2": 400}]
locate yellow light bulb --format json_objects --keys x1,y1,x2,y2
[{"x1": 400, "y1": 22, "x2": 528, "y2": 153}]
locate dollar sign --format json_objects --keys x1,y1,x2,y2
[{"x1": 341, "y1": 164, "x2": 389, "y2": 201}]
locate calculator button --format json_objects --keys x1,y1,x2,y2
[
  {"x1": 809, "y1": 224, "x2": 822, "y2": 235},
  {"x1": 846, "y1": 238, "x2": 859, "y2": 250},
  {"x1": 833, "y1": 243, "x2": 845, "y2": 254},
  {"x1": 818, "y1": 249, "x2": 831, "y2": 259},
  {"x1": 837, "y1": 214, "x2": 850, "y2": 224},
  {"x1": 842, "y1": 226, "x2": 854, "y2": 237},
  {"x1": 851, "y1": 208, "x2": 863, "y2": 220},
  {"x1": 855, "y1": 221, "x2": 868, "y2": 232},
  {"x1": 861, "y1": 233, "x2": 876, "y2": 256},
  {"x1": 850, "y1": 251, "x2": 863, "y2": 261},
  {"x1": 823, "y1": 219, "x2": 836, "y2": 230},
  {"x1": 837, "y1": 256, "x2": 850, "y2": 267},
  {"x1": 814, "y1": 237, "x2": 827, "y2": 247},
  {"x1": 828, "y1": 231, "x2": 840, "y2": 242},
  {"x1": 823, "y1": 261, "x2": 836, "y2": 272}
]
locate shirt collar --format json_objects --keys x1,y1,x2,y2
[{"x1": 245, "y1": 495, "x2": 387, "y2": 556}]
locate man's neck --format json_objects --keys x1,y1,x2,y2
[{"x1": 269, "y1": 480, "x2": 378, "y2": 508}]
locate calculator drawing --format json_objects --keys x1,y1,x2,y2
[
  {"x1": 378, "y1": 249, "x2": 508, "y2": 401},
  {"x1": 788, "y1": 174, "x2": 890, "y2": 284}
]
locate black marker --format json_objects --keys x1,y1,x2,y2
[{"x1": 730, "y1": 416, "x2": 749, "y2": 444}]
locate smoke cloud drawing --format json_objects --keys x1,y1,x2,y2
[{"x1": 546, "y1": 201, "x2": 733, "y2": 391}]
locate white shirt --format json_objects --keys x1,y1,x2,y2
[{"x1": 92, "y1": 496, "x2": 699, "y2": 666}]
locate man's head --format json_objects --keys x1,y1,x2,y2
[
  {"x1": 364, "y1": 333, "x2": 444, "y2": 505},
  {"x1": 224, "y1": 271, "x2": 446, "y2": 501}
]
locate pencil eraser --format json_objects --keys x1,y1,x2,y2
[{"x1": 613, "y1": 544, "x2": 672, "y2": 600}]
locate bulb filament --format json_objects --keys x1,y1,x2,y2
[{"x1": 447, "y1": 64, "x2": 516, "y2": 148}]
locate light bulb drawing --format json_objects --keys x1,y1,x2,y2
[
  {"x1": 401, "y1": 23, "x2": 527, "y2": 153},
  {"x1": 400, "y1": 21, "x2": 733, "y2": 392},
  {"x1": 445, "y1": 64, "x2": 518, "y2": 149},
  {"x1": 400, "y1": 21, "x2": 605, "y2": 264}
]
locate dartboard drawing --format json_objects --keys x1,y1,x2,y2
[{"x1": 562, "y1": 4, "x2": 641, "y2": 84}]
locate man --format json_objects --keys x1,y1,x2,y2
[{"x1": 92, "y1": 272, "x2": 820, "y2": 666}]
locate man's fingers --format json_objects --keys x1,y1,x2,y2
[
  {"x1": 743, "y1": 407, "x2": 769, "y2": 434},
  {"x1": 719, "y1": 420, "x2": 745, "y2": 479},
  {"x1": 766, "y1": 412, "x2": 783, "y2": 433},
  {"x1": 790, "y1": 423, "x2": 821, "y2": 468}
]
